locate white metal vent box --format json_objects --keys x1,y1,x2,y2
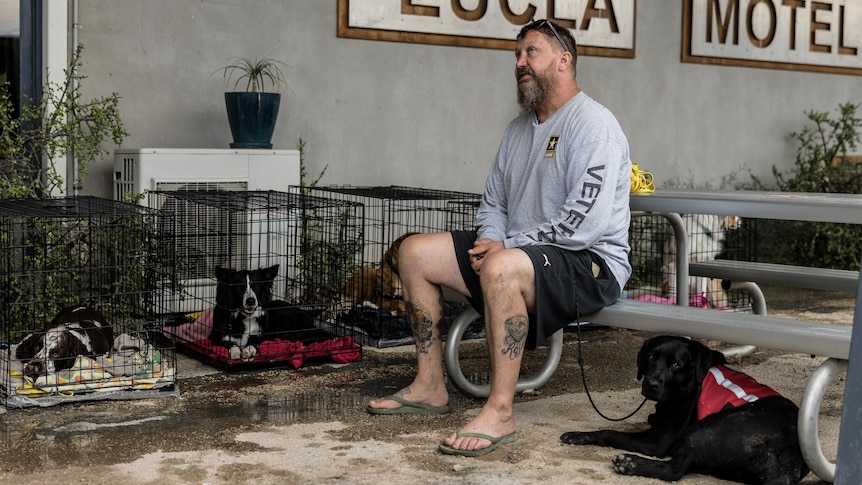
[{"x1": 113, "y1": 148, "x2": 300, "y2": 203}]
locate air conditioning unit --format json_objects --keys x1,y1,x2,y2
[
  {"x1": 113, "y1": 148, "x2": 301, "y2": 313},
  {"x1": 113, "y1": 148, "x2": 300, "y2": 203}
]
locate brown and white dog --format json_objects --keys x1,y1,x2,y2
[
  {"x1": 14, "y1": 305, "x2": 114, "y2": 380},
  {"x1": 341, "y1": 232, "x2": 416, "y2": 314},
  {"x1": 661, "y1": 214, "x2": 740, "y2": 308}
]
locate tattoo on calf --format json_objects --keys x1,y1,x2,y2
[
  {"x1": 407, "y1": 301, "x2": 435, "y2": 354},
  {"x1": 501, "y1": 315, "x2": 529, "y2": 360}
]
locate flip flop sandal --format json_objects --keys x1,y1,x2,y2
[
  {"x1": 438, "y1": 428, "x2": 518, "y2": 457},
  {"x1": 366, "y1": 395, "x2": 451, "y2": 415}
]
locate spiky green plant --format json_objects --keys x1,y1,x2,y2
[{"x1": 220, "y1": 57, "x2": 289, "y2": 93}]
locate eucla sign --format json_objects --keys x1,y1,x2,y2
[{"x1": 338, "y1": 0, "x2": 636, "y2": 58}]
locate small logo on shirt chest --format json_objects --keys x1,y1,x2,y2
[{"x1": 544, "y1": 135, "x2": 560, "y2": 158}]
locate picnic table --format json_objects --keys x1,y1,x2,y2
[
  {"x1": 444, "y1": 189, "x2": 862, "y2": 483},
  {"x1": 629, "y1": 190, "x2": 862, "y2": 483}
]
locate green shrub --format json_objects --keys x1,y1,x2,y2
[
  {"x1": 752, "y1": 102, "x2": 862, "y2": 270},
  {"x1": 0, "y1": 45, "x2": 139, "y2": 335},
  {"x1": 294, "y1": 139, "x2": 363, "y2": 305},
  {"x1": 0, "y1": 44, "x2": 127, "y2": 198}
]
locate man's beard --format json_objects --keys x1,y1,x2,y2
[{"x1": 517, "y1": 66, "x2": 555, "y2": 112}]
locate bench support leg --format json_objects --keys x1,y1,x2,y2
[
  {"x1": 444, "y1": 308, "x2": 564, "y2": 398},
  {"x1": 718, "y1": 281, "x2": 766, "y2": 358},
  {"x1": 798, "y1": 357, "x2": 847, "y2": 483}
]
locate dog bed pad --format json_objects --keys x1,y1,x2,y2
[
  {"x1": 2, "y1": 333, "x2": 175, "y2": 408},
  {"x1": 163, "y1": 307, "x2": 361, "y2": 368}
]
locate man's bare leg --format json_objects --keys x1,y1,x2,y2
[
  {"x1": 367, "y1": 233, "x2": 467, "y2": 411},
  {"x1": 442, "y1": 248, "x2": 534, "y2": 452}
]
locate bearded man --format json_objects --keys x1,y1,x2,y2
[{"x1": 367, "y1": 19, "x2": 633, "y2": 457}]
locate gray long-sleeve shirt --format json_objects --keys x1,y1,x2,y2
[{"x1": 475, "y1": 92, "x2": 632, "y2": 289}]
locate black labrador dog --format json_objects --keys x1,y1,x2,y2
[{"x1": 561, "y1": 335, "x2": 809, "y2": 484}]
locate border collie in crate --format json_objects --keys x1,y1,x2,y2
[
  {"x1": 14, "y1": 305, "x2": 114, "y2": 381},
  {"x1": 210, "y1": 264, "x2": 325, "y2": 361}
]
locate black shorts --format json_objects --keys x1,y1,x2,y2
[{"x1": 452, "y1": 230, "x2": 621, "y2": 350}]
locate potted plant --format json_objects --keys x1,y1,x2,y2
[{"x1": 221, "y1": 57, "x2": 288, "y2": 149}]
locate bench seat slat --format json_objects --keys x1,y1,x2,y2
[
  {"x1": 582, "y1": 299, "x2": 852, "y2": 360},
  {"x1": 689, "y1": 260, "x2": 859, "y2": 293}
]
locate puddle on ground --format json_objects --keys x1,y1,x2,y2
[
  {"x1": 0, "y1": 391, "x2": 367, "y2": 470},
  {"x1": 183, "y1": 392, "x2": 366, "y2": 426}
]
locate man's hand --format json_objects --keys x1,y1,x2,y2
[{"x1": 468, "y1": 239, "x2": 504, "y2": 273}]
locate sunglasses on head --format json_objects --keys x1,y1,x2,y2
[{"x1": 532, "y1": 19, "x2": 568, "y2": 52}]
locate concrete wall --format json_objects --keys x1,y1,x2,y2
[{"x1": 74, "y1": 0, "x2": 861, "y2": 199}]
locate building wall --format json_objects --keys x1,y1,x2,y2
[{"x1": 75, "y1": 0, "x2": 861, "y2": 198}]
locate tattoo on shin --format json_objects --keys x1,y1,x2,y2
[
  {"x1": 407, "y1": 301, "x2": 435, "y2": 354},
  {"x1": 501, "y1": 315, "x2": 529, "y2": 360}
]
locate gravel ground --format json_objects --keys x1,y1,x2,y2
[{"x1": 0, "y1": 286, "x2": 853, "y2": 485}]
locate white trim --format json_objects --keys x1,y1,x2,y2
[
  {"x1": 42, "y1": 0, "x2": 69, "y2": 196},
  {"x1": 708, "y1": 366, "x2": 759, "y2": 403}
]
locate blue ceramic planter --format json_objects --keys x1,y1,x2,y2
[{"x1": 224, "y1": 92, "x2": 281, "y2": 149}]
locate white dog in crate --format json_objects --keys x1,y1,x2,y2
[{"x1": 661, "y1": 214, "x2": 741, "y2": 308}]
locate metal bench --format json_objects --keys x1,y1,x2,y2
[
  {"x1": 443, "y1": 294, "x2": 853, "y2": 483},
  {"x1": 579, "y1": 299, "x2": 851, "y2": 358},
  {"x1": 443, "y1": 190, "x2": 862, "y2": 482},
  {"x1": 586, "y1": 300, "x2": 852, "y2": 483},
  {"x1": 690, "y1": 260, "x2": 859, "y2": 293}
]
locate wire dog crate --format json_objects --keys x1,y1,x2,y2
[
  {"x1": 295, "y1": 185, "x2": 483, "y2": 348},
  {"x1": 0, "y1": 196, "x2": 176, "y2": 408},
  {"x1": 150, "y1": 190, "x2": 364, "y2": 370},
  {"x1": 626, "y1": 212, "x2": 755, "y2": 311}
]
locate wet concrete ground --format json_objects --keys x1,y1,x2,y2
[{"x1": 0, "y1": 285, "x2": 854, "y2": 484}]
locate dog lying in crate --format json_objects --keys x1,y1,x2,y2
[
  {"x1": 339, "y1": 232, "x2": 416, "y2": 315},
  {"x1": 14, "y1": 305, "x2": 114, "y2": 381},
  {"x1": 210, "y1": 264, "x2": 331, "y2": 361},
  {"x1": 661, "y1": 214, "x2": 740, "y2": 308},
  {"x1": 561, "y1": 335, "x2": 808, "y2": 484}
]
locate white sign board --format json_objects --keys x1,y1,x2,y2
[
  {"x1": 684, "y1": 0, "x2": 862, "y2": 75},
  {"x1": 338, "y1": 0, "x2": 637, "y2": 58}
]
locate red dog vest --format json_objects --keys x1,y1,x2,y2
[{"x1": 697, "y1": 365, "x2": 782, "y2": 420}]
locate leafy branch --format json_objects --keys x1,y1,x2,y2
[
  {"x1": 753, "y1": 102, "x2": 862, "y2": 269},
  {"x1": 297, "y1": 137, "x2": 327, "y2": 192},
  {"x1": 773, "y1": 102, "x2": 862, "y2": 193},
  {"x1": 0, "y1": 44, "x2": 128, "y2": 198}
]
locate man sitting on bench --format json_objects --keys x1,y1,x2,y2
[{"x1": 366, "y1": 20, "x2": 633, "y2": 457}]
